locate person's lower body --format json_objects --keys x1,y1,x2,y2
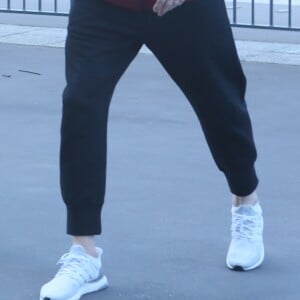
[{"x1": 40, "y1": 0, "x2": 264, "y2": 299}]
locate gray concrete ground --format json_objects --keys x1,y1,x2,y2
[
  {"x1": 0, "y1": 41, "x2": 300, "y2": 300},
  {"x1": 1, "y1": 23, "x2": 300, "y2": 66}
]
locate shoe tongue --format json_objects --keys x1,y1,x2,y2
[
  {"x1": 235, "y1": 205, "x2": 256, "y2": 216},
  {"x1": 69, "y1": 245, "x2": 86, "y2": 255}
]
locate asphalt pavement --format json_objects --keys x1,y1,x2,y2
[{"x1": 0, "y1": 43, "x2": 300, "y2": 300}]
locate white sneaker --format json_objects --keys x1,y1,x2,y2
[
  {"x1": 40, "y1": 245, "x2": 108, "y2": 300},
  {"x1": 226, "y1": 202, "x2": 264, "y2": 271}
]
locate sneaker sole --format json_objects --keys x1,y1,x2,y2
[
  {"x1": 40, "y1": 275, "x2": 109, "y2": 300},
  {"x1": 226, "y1": 245, "x2": 265, "y2": 271}
]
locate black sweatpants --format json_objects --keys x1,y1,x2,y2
[{"x1": 61, "y1": 0, "x2": 258, "y2": 235}]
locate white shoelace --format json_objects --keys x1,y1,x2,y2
[
  {"x1": 231, "y1": 213, "x2": 262, "y2": 241},
  {"x1": 55, "y1": 252, "x2": 98, "y2": 283}
]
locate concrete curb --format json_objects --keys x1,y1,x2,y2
[{"x1": 1, "y1": 24, "x2": 300, "y2": 65}]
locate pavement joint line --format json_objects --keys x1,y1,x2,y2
[
  {"x1": 1, "y1": 24, "x2": 300, "y2": 65},
  {"x1": 0, "y1": 29, "x2": 41, "y2": 38}
]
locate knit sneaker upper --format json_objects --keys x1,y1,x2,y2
[
  {"x1": 40, "y1": 245, "x2": 105, "y2": 300},
  {"x1": 226, "y1": 203, "x2": 264, "y2": 270}
]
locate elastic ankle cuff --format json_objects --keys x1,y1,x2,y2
[
  {"x1": 226, "y1": 167, "x2": 259, "y2": 196},
  {"x1": 67, "y1": 205, "x2": 102, "y2": 236}
]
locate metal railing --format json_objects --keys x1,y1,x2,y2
[
  {"x1": 227, "y1": 0, "x2": 300, "y2": 31},
  {"x1": 0, "y1": 0, "x2": 300, "y2": 31},
  {"x1": 0, "y1": 0, "x2": 69, "y2": 16}
]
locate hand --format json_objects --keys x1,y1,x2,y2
[{"x1": 153, "y1": 0, "x2": 186, "y2": 17}]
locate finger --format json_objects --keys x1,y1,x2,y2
[
  {"x1": 174, "y1": 0, "x2": 185, "y2": 5},
  {"x1": 159, "y1": 0, "x2": 185, "y2": 16},
  {"x1": 157, "y1": 6, "x2": 173, "y2": 16},
  {"x1": 171, "y1": 0, "x2": 185, "y2": 7},
  {"x1": 157, "y1": 0, "x2": 175, "y2": 16},
  {"x1": 157, "y1": 0, "x2": 185, "y2": 16},
  {"x1": 153, "y1": 0, "x2": 167, "y2": 13},
  {"x1": 155, "y1": 0, "x2": 174, "y2": 15}
]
